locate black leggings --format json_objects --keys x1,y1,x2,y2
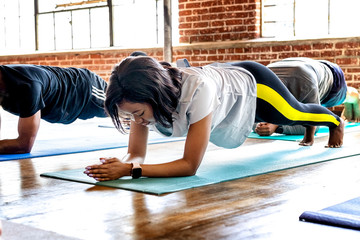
[{"x1": 229, "y1": 61, "x2": 340, "y2": 128}]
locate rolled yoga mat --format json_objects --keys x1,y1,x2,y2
[{"x1": 299, "y1": 197, "x2": 360, "y2": 231}]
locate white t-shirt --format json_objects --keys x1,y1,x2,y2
[{"x1": 151, "y1": 65, "x2": 257, "y2": 149}]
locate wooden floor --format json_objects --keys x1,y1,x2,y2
[{"x1": 1, "y1": 122, "x2": 360, "y2": 239}]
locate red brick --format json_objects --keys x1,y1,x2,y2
[
  {"x1": 278, "y1": 52, "x2": 299, "y2": 59},
  {"x1": 94, "y1": 60, "x2": 106, "y2": 64},
  {"x1": 75, "y1": 55, "x2": 90, "y2": 59},
  {"x1": 335, "y1": 42, "x2": 360, "y2": 49},
  {"x1": 194, "y1": 22, "x2": 209, "y2": 28},
  {"x1": 344, "y1": 49, "x2": 360, "y2": 56},
  {"x1": 90, "y1": 54, "x2": 103, "y2": 59},
  {"x1": 56, "y1": 56, "x2": 67, "y2": 60},
  {"x1": 186, "y1": 2, "x2": 201, "y2": 8},
  {"x1": 70, "y1": 60, "x2": 82, "y2": 65},
  {"x1": 179, "y1": 10, "x2": 192, "y2": 17},
  {"x1": 179, "y1": 23, "x2": 192, "y2": 29},
  {"x1": 336, "y1": 58, "x2": 358, "y2": 65},
  {"x1": 225, "y1": 5, "x2": 243, "y2": 11},
  {"x1": 45, "y1": 57, "x2": 56, "y2": 61},
  {"x1": 198, "y1": 35, "x2": 214, "y2": 42},
  {"x1": 313, "y1": 43, "x2": 333, "y2": 50},
  {"x1": 82, "y1": 60, "x2": 93, "y2": 65},
  {"x1": 207, "y1": 55, "x2": 224, "y2": 61},
  {"x1": 260, "y1": 53, "x2": 278, "y2": 60},
  {"x1": 292, "y1": 45, "x2": 311, "y2": 51},
  {"x1": 300, "y1": 52, "x2": 321, "y2": 58},
  {"x1": 209, "y1": 7, "x2": 225, "y2": 13},
  {"x1": 347, "y1": 68, "x2": 360, "y2": 73},
  {"x1": 190, "y1": 56, "x2": 207, "y2": 62}
]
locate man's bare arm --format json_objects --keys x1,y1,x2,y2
[{"x1": 0, "y1": 111, "x2": 41, "y2": 153}]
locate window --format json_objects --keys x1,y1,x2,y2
[
  {"x1": 112, "y1": 0, "x2": 179, "y2": 48},
  {"x1": 113, "y1": 0, "x2": 158, "y2": 47},
  {"x1": 0, "y1": 0, "x2": 35, "y2": 54},
  {"x1": 37, "y1": 0, "x2": 110, "y2": 51},
  {"x1": 0, "y1": 0, "x2": 179, "y2": 54},
  {"x1": 262, "y1": 0, "x2": 360, "y2": 39}
]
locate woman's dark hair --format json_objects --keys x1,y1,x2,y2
[
  {"x1": 129, "y1": 51, "x2": 147, "y2": 57},
  {"x1": 105, "y1": 56, "x2": 182, "y2": 133},
  {"x1": 0, "y1": 90, "x2": 7, "y2": 105}
]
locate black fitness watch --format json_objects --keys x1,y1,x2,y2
[
  {"x1": 131, "y1": 162, "x2": 142, "y2": 179},
  {"x1": 275, "y1": 125, "x2": 284, "y2": 134}
]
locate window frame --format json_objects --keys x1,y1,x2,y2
[
  {"x1": 34, "y1": 0, "x2": 113, "y2": 51},
  {"x1": 261, "y1": 0, "x2": 360, "y2": 39},
  {"x1": 0, "y1": 0, "x2": 178, "y2": 54}
]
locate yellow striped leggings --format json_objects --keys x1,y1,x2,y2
[{"x1": 230, "y1": 61, "x2": 340, "y2": 128}]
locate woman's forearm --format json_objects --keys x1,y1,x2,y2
[
  {"x1": 85, "y1": 156, "x2": 198, "y2": 181},
  {"x1": 141, "y1": 158, "x2": 197, "y2": 177},
  {"x1": 123, "y1": 153, "x2": 198, "y2": 177}
]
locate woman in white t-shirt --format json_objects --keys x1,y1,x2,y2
[{"x1": 84, "y1": 56, "x2": 344, "y2": 180}]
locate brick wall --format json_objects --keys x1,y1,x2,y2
[
  {"x1": 1, "y1": 37, "x2": 359, "y2": 86},
  {"x1": 0, "y1": 49, "x2": 165, "y2": 82},
  {"x1": 178, "y1": 0, "x2": 261, "y2": 43}
]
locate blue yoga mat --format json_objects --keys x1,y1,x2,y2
[
  {"x1": 41, "y1": 140, "x2": 360, "y2": 195},
  {"x1": 299, "y1": 197, "x2": 360, "y2": 231},
  {"x1": 248, "y1": 122, "x2": 360, "y2": 141},
  {"x1": 0, "y1": 116, "x2": 184, "y2": 162},
  {"x1": 0, "y1": 132, "x2": 184, "y2": 161}
]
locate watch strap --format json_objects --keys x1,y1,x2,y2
[{"x1": 131, "y1": 162, "x2": 142, "y2": 179}]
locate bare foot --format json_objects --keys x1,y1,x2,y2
[
  {"x1": 299, "y1": 126, "x2": 316, "y2": 146},
  {"x1": 327, "y1": 118, "x2": 344, "y2": 148}
]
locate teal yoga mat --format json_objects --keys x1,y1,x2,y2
[
  {"x1": 248, "y1": 122, "x2": 360, "y2": 141},
  {"x1": 41, "y1": 140, "x2": 360, "y2": 195}
]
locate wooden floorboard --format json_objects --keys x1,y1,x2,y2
[{"x1": 1, "y1": 130, "x2": 360, "y2": 239}]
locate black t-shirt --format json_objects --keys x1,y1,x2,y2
[{"x1": 0, "y1": 64, "x2": 106, "y2": 124}]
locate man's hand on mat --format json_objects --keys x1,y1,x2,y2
[
  {"x1": 84, "y1": 157, "x2": 131, "y2": 181},
  {"x1": 255, "y1": 122, "x2": 278, "y2": 136}
]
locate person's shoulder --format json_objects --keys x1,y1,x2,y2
[
  {"x1": 52, "y1": 66, "x2": 102, "y2": 79},
  {"x1": 179, "y1": 68, "x2": 215, "y2": 100},
  {"x1": 181, "y1": 67, "x2": 206, "y2": 82}
]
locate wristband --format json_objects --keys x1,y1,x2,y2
[{"x1": 130, "y1": 162, "x2": 142, "y2": 179}]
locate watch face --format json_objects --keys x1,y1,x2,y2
[{"x1": 132, "y1": 168, "x2": 142, "y2": 179}]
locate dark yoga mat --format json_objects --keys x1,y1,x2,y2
[{"x1": 299, "y1": 197, "x2": 360, "y2": 231}]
